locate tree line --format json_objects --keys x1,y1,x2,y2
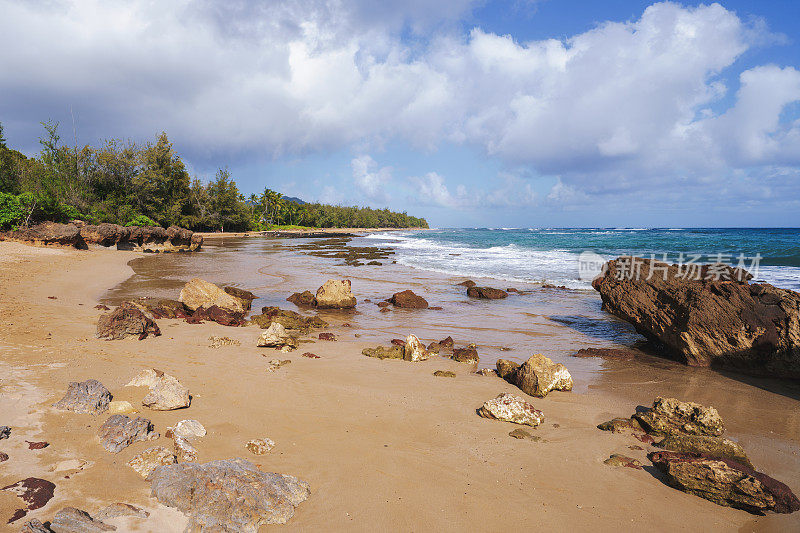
[{"x1": 0, "y1": 121, "x2": 428, "y2": 231}]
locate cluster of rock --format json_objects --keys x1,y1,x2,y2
[
  {"x1": 496, "y1": 354, "x2": 573, "y2": 398},
  {"x1": 40, "y1": 369, "x2": 309, "y2": 529},
  {"x1": 96, "y1": 279, "x2": 257, "y2": 339},
  {"x1": 598, "y1": 397, "x2": 800, "y2": 514},
  {"x1": 458, "y1": 280, "x2": 508, "y2": 299},
  {"x1": 362, "y1": 334, "x2": 483, "y2": 365},
  {"x1": 287, "y1": 279, "x2": 357, "y2": 309},
  {"x1": 592, "y1": 256, "x2": 800, "y2": 377},
  {"x1": 0, "y1": 221, "x2": 202, "y2": 252},
  {"x1": 248, "y1": 306, "x2": 327, "y2": 333}
]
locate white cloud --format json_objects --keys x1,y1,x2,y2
[
  {"x1": 351, "y1": 154, "x2": 392, "y2": 200},
  {"x1": 0, "y1": 0, "x2": 798, "y2": 211}
]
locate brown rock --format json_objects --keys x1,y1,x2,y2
[
  {"x1": 439, "y1": 336, "x2": 454, "y2": 348},
  {"x1": 318, "y1": 333, "x2": 336, "y2": 341},
  {"x1": 80, "y1": 223, "x2": 130, "y2": 247},
  {"x1": 96, "y1": 301, "x2": 161, "y2": 340},
  {"x1": 572, "y1": 347, "x2": 643, "y2": 360},
  {"x1": 287, "y1": 290, "x2": 317, "y2": 307},
  {"x1": 2, "y1": 477, "x2": 55, "y2": 521},
  {"x1": 433, "y1": 370, "x2": 455, "y2": 378},
  {"x1": 388, "y1": 290, "x2": 429, "y2": 309},
  {"x1": 2, "y1": 222, "x2": 86, "y2": 248},
  {"x1": 457, "y1": 280, "x2": 476, "y2": 288},
  {"x1": 223, "y1": 287, "x2": 256, "y2": 311},
  {"x1": 604, "y1": 454, "x2": 642, "y2": 469},
  {"x1": 467, "y1": 286, "x2": 508, "y2": 299},
  {"x1": 97, "y1": 415, "x2": 159, "y2": 453},
  {"x1": 649, "y1": 450, "x2": 800, "y2": 514},
  {"x1": 634, "y1": 397, "x2": 724, "y2": 437},
  {"x1": 495, "y1": 359, "x2": 520, "y2": 380},
  {"x1": 592, "y1": 256, "x2": 800, "y2": 377},
  {"x1": 506, "y1": 354, "x2": 573, "y2": 398},
  {"x1": 451, "y1": 347, "x2": 479, "y2": 364},
  {"x1": 190, "y1": 305, "x2": 246, "y2": 327},
  {"x1": 658, "y1": 434, "x2": 753, "y2": 468},
  {"x1": 315, "y1": 279, "x2": 356, "y2": 309}
]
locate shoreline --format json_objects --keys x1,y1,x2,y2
[
  {"x1": 0, "y1": 239, "x2": 798, "y2": 531},
  {"x1": 196, "y1": 227, "x2": 428, "y2": 239}
]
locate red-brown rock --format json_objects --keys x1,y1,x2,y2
[
  {"x1": 467, "y1": 286, "x2": 508, "y2": 299},
  {"x1": 388, "y1": 290, "x2": 429, "y2": 309}
]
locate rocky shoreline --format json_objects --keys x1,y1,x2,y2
[{"x1": 0, "y1": 241, "x2": 798, "y2": 531}]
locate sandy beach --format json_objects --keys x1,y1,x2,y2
[{"x1": 1, "y1": 238, "x2": 799, "y2": 532}]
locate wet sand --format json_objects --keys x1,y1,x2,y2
[{"x1": 0, "y1": 238, "x2": 798, "y2": 532}]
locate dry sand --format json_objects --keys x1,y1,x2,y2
[{"x1": 0, "y1": 240, "x2": 798, "y2": 532}]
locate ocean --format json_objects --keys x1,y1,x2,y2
[{"x1": 363, "y1": 228, "x2": 800, "y2": 291}]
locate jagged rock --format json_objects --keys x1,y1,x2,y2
[
  {"x1": 634, "y1": 397, "x2": 724, "y2": 437},
  {"x1": 189, "y1": 305, "x2": 246, "y2": 326},
  {"x1": 127, "y1": 369, "x2": 190, "y2": 410},
  {"x1": 0, "y1": 425, "x2": 10, "y2": 439},
  {"x1": 477, "y1": 393, "x2": 544, "y2": 427},
  {"x1": 439, "y1": 336, "x2": 455, "y2": 348},
  {"x1": 174, "y1": 436, "x2": 198, "y2": 462},
  {"x1": 179, "y1": 278, "x2": 246, "y2": 313},
  {"x1": 80, "y1": 223, "x2": 130, "y2": 247},
  {"x1": 94, "y1": 503, "x2": 149, "y2": 521},
  {"x1": 427, "y1": 342, "x2": 441, "y2": 354},
  {"x1": 403, "y1": 334, "x2": 429, "y2": 362},
  {"x1": 246, "y1": 438, "x2": 275, "y2": 455},
  {"x1": 649, "y1": 450, "x2": 800, "y2": 514},
  {"x1": 257, "y1": 323, "x2": 298, "y2": 350},
  {"x1": 53, "y1": 379, "x2": 112, "y2": 414},
  {"x1": 223, "y1": 287, "x2": 256, "y2": 311},
  {"x1": 2, "y1": 222, "x2": 86, "y2": 249},
  {"x1": 131, "y1": 298, "x2": 189, "y2": 319},
  {"x1": 592, "y1": 256, "x2": 800, "y2": 377},
  {"x1": 604, "y1": 454, "x2": 642, "y2": 469},
  {"x1": 451, "y1": 347, "x2": 479, "y2": 364},
  {"x1": 457, "y1": 280, "x2": 476, "y2": 288},
  {"x1": 658, "y1": 434, "x2": 752, "y2": 468},
  {"x1": 165, "y1": 420, "x2": 206, "y2": 440},
  {"x1": 97, "y1": 415, "x2": 158, "y2": 453},
  {"x1": 467, "y1": 286, "x2": 508, "y2": 299},
  {"x1": 287, "y1": 290, "x2": 317, "y2": 307},
  {"x1": 49, "y1": 507, "x2": 116, "y2": 532},
  {"x1": 389, "y1": 290, "x2": 428, "y2": 309},
  {"x1": 505, "y1": 354, "x2": 573, "y2": 398},
  {"x1": 495, "y1": 359, "x2": 520, "y2": 380},
  {"x1": 433, "y1": 370, "x2": 456, "y2": 377},
  {"x1": 96, "y1": 301, "x2": 161, "y2": 340},
  {"x1": 2, "y1": 477, "x2": 56, "y2": 520},
  {"x1": 149, "y1": 458, "x2": 311, "y2": 530},
  {"x1": 362, "y1": 346, "x2": 403, "y2": 359},
  {"x1": 315, "y1": 279, "x2": 357, "y2": 309},
  {"x1": 126, "y1": 446, "x2": 177, "y2": 479}
]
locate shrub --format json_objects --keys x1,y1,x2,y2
[
  {"x1": 127, "y1": 214, "x2": 158, "y2": 227},
  {"x1": 0, "y1": 192, "x2": 22, "y2": 229}
]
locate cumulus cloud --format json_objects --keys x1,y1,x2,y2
[
  {"x1": 351, "y1": 154, "x2": 392, "y2": 201},
  {"x1": 0, "y1": 0, "x2": 798, "y2": 212}
]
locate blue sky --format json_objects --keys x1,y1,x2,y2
[{"x1": 1, "y1": 1, "x2": 799, "y2": 227}]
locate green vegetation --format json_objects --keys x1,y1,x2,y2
[{"x1": 0, "y1": 121, "x2": 428, "y2": 231}]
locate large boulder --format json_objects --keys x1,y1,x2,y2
[
  {"x1": 97, "y1": 414, "x2": 159, "y2": 453},
  {"x1": 315, "y1": 279, "x2": 357, "y2": 309},
  {"x1": 389, "y1": 290, "x2": 428, "y2": 309},
  {"x1": 477, "y1": 393, "x2": 544, "y2": 427},
  {"x1": 634, "y1": 397, "x2": 724, "y2": 437},
  {"x1": 658, "y1": 434, "x2": 752, "y2": 468},
  {"x1": 467, "y1": 286, "x2": 508, "y2": 299},
  {"x1": 96, "y1": 301, "x2": 161, "y2": 340},
  {"x1": 53, "y1": 379, "x2": 112, "y2": 414},
  {"x1": 179, "y1": 278, "x2": 247, "y2": 313},
  {"x1": 80, "y1": 223, "x2": 130, "y2": 247},
  {"x1": 649, "y1": 450, "x2": 800, "y2": 514},
  {"x1": 592, "y1": 256, "x2": 800, "y2": 377},
  {"x1": 496, "y1": 354, "x2": 573, "y2": 398},
  {"x1": 149, "y1": 458, "x2": 310, "y2": 530}
]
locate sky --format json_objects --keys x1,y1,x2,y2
[{"x1": 0, "y1": 0, "x2": 799, "y2": 228}]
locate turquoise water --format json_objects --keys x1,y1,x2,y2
[{"x1": 363, "y1": 228, "x2": 800, "y2": 291}]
